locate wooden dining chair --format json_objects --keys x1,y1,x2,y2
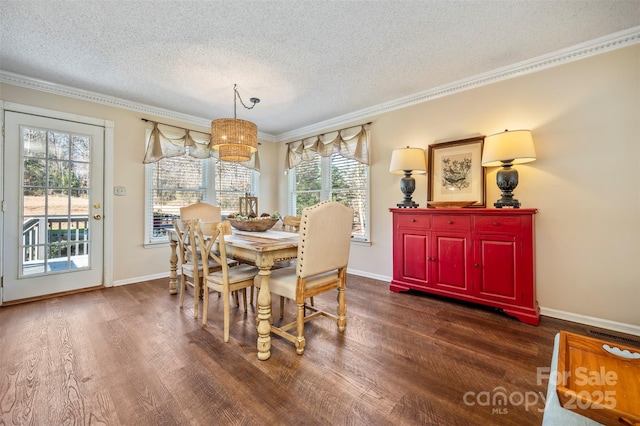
[
  {"x1": 174, "y1": 218, "x2": 237, "y2": 318},
  {"x1": 178, "y1": 203, "x2": 246, "y2": 305},
  {"x1": 281, "y1": 215, "x2": 301, "y2": 232},
  {"x1": 197, "y1": 221, "x2": 259, "y2": 342},
  {"x1": 174, "y1": 218, "x2": 204, "y2": 317},
  {"x1": 180, "y1": 202, "x2": 221, "y2": 222},
  {"x1": 255, "y1": 201, "x2": 353, "y2": 355}
]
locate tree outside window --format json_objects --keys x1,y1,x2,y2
[{"x1": 289, "y1": 152, "x2": 369, "y2": 242}]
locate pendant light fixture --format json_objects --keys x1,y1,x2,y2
[{"x1": 210, "y1": 84, "x2": 260, "y2": 162}]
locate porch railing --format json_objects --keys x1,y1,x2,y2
[{"x1": 23, "y1": 215, "x2": 90, "y2": 261}]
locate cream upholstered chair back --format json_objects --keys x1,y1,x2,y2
[
  {"x1": 180, "y1": 202, "x2": 221, "y2": 222},
  {"x1": 296, "y1": 201, "x2": 353, "y2": 279}
]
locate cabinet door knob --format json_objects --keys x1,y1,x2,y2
[
  {"x1": 447, "y1": 220, "x2": 453, "y2": 225},
  {"x1": 493, "y1": 222, "x2": 499, "y2": 226},
  {"x1": 411, "y1": 219, "x2": 416, "y2": 222},
  {"x1": 474, "y1": 263, "x2": 480, "y2": 268}
]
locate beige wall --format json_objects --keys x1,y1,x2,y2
[
  {"x1": 2, "y1": 44, "x2": 638, "y2": 327},
  {"x1": 0, "y1": 86, "x2": 277, "y2": 283},
  {"x1": 278, "y1": 45, "x2": 640, "y2": 327}
]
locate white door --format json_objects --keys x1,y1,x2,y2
[{"x1": 2, "y1": 111, "x2": 104, "y2": 301}]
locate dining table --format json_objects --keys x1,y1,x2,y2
[{"x1": 167, "y1": 227, "x2": 299, "y2": 360}]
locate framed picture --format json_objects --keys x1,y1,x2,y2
[{"x1": 427, "y1": 136, "x2": 485, "y2": 207}]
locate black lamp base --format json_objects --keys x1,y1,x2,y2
[
  {"x1": 397, "y1": 200, "x2": 419, "y2": 208},
  {"x1": 397, "y1": 171, "x2": 419, "y2": 208},
  {"x1": 494, "y1": 197, "x2": 521, "y2": 209},
  {"x1": 494, "y1": 162, "x2": 521, "y2": 209}
]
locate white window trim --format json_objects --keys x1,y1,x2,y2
[
  {"x1": 143, "y1": 157, "x2": 215, "y2": 247},
  {"x1": 288, "y1": 156, "x2": 371, "y2": 244},
  {"x1": 143, "y1": 129, "x2": 259, "y2": 247}
]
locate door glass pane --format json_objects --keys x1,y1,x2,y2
[
  {"x1": 71, "y1": 135, "x2": 90, "y2": 161},
  {"x1": 48, "y1": 131, "x2": 69, "y2": 160},
  {"x1": 21, "y1": 126, "x2": 91, "y2": 276},
  {"x1": 23, "y1": 128, "x2": 47, "y2": 157}
]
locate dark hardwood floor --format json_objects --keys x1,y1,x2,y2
[{"x1": 1, "y1": 275, "x2": 637, "y2": 425}]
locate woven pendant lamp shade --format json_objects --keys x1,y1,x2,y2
[
  {"x1": 210, "y1": 118, "x2": 258, "y2": 162},
  {"x1": 218, "y1": 143, "x2": 252, "y2": 162}
]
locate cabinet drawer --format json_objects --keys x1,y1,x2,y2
[
  {"x1": 431, "y1": 215, "x2": 471, "y2": 231},
  {"x1": 474, "y1": 216, "x2": 522, "y2": 234},
  {"x1": 396, "y1": 214, "x2": 430, "y2": 229}
]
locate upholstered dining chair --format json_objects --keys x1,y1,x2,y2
[
  {"x1": 174, "y1": 218, "x2": 236, "y2": 318},
  {"x1": 180, "y1": 202, "x2": 221, "y2": 222},
  {"x1": 268, "y1": 214, "x2": 313, "y2": 313},
  {"x1": 197, "y1": 221, "x2": 259, "y2": 342},
  {"x1": 255, "y1": 201, "x2": 353, "y2": 355}
]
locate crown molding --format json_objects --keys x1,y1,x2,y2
[
  {"x1": 276, "y1": 25, "x2": 640, "y2": 142},
  {"x1": 0, "y1": 71, "x2": 277, "y2": 142},
  {"x1": 2, "y1": 25, "x2": 638, "y2": 144}
]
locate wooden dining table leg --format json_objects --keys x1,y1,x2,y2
[
  {"x1": 256, "y1": 266, "x2": 272, "y2": 361},
  {"x1": 169, "y1": 237, "x2": 178, "y2": 294}
]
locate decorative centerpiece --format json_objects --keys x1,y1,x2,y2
[{"x1": 227, "y1": 212, "x2": 280, "y2": 232}]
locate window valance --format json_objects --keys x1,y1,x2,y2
[
  {"x1": 142, "y1": 122, "x2": 260, "y2": 172},
  {"x1": 285, "y1": 124, "x2": 370, "y2": 170}
]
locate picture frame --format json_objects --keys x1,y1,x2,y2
[{"x1": 427, "y1": 136, "x2": 485, "y2": 207}]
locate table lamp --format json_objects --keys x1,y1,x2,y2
[
  {"x1": 389, "y1": 147, "x2": 427, "y2": 208},
  {"x1": 481, "y1": 129, "x2": 536, "y2": 208}
]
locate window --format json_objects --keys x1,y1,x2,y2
[
  {"x1": 145, "y1": 156, "x2": 257, "y2": 245},
  {"x1": 289, "y1": 152, "x2": 370, "y2": 243},
  {"x1": 214, "y1": 160, "x2": 258, "y2": 216},
  {"x1": 145, "y1": 154, "x2": 211, "y2": 244}
]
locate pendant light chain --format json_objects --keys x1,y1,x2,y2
[
  {"x1": 210, "y1": 84, "x2": 260, "y2": 162},
  {"x1": 233, "y1": 84, "x2": 260, "y2": 116}
]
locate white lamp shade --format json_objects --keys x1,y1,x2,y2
[
  {"x1": 389, "y1": 147, "x2": 427, "y2": 174},
  {"x1": 481, "y1": 130, "x2": 536, "y2": 167}
]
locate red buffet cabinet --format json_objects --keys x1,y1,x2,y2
[{"x1": 390, "y1": 208, "x2": 539, "y2": 325}]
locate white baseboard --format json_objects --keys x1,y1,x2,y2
[
  {"x1": 346, "y1": 270, "x2": 640, "y2": 337},
  {"x1": 345, "y1": 268, "x2": 390, "y2": 282},
  {"x1": 540, "y1": 307, "x2": 640, "y2": 337},
  {"x1": 113, "y1": 272, "x2": 169, "y2": 287},
  {"x1": 114, "y1": 269, "x2": 640, "y2": 337}
]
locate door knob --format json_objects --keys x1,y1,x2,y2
[{"x1": 93, "y1": 214, "x2": 102, "y2": 220}]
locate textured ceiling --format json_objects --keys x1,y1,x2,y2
[{"x1": 1, "y1": 1, "x2": 640, "y2": 138}]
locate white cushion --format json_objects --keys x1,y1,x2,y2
[{"x1": 206, "y1": 264, "x2": 258, "y2": 285}]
